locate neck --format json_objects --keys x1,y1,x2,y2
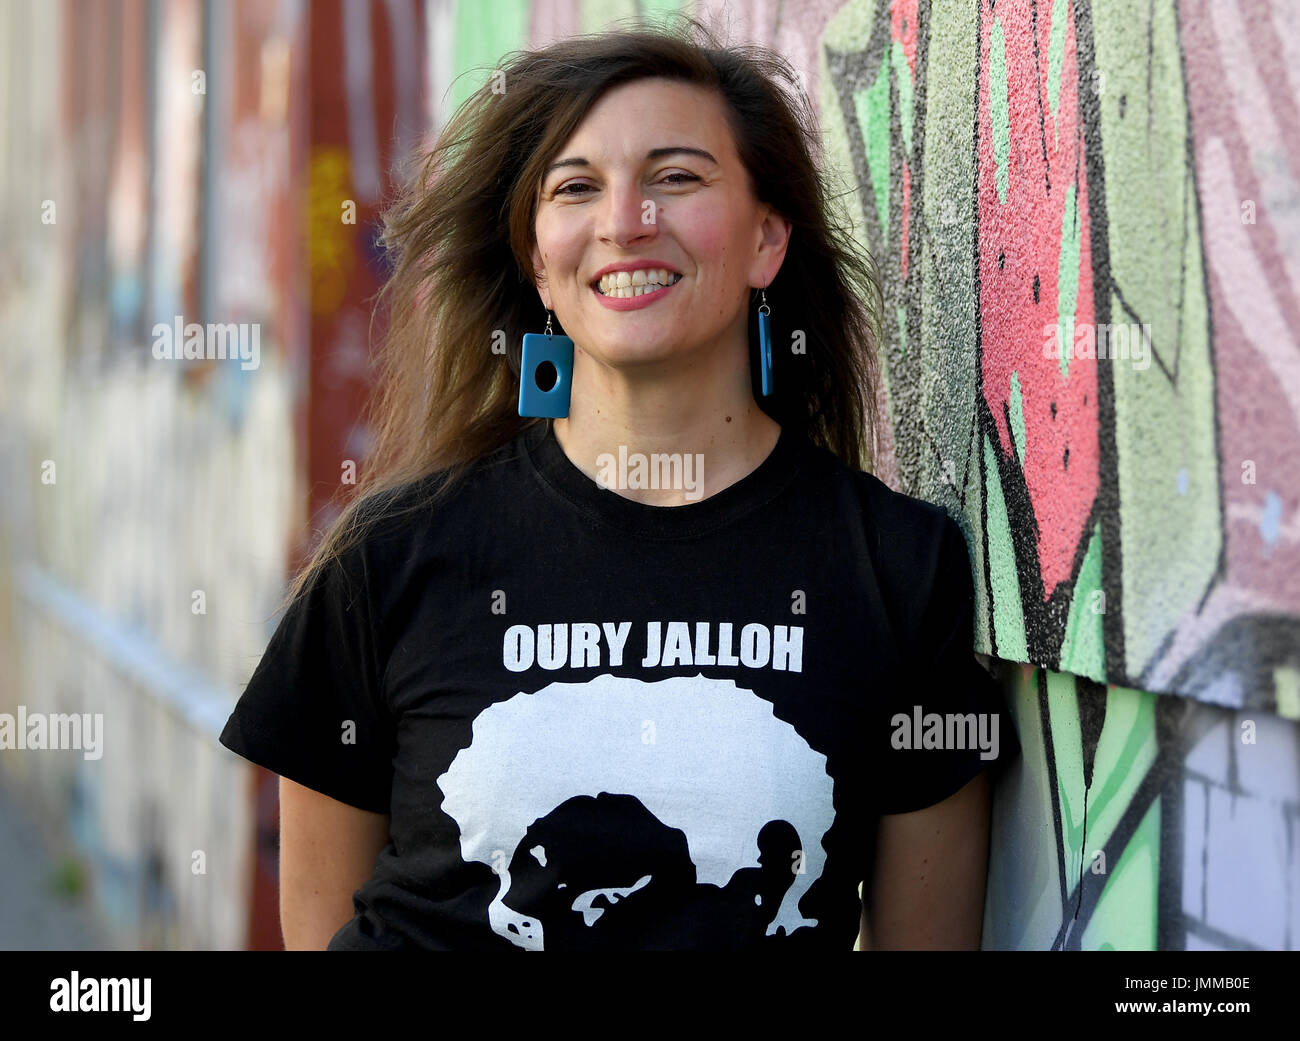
[{"x1": 550, "y1": 329, "x2": 780, "y2": 506}]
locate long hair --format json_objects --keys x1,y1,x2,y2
[{"x1": 283, "y1": 14, "x2": 883, "y2": 609}]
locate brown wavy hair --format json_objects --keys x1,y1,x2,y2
[{"x1": 284, "y1": 13, "x2": 882, "y2": 609}]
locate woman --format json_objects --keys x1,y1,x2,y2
[{"x1": 220, "y1": 17, "x2": 1014, "y2": 951}]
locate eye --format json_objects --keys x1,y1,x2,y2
[{"x1": 553, "y1": 172, "x2": 700, "y2": 197}]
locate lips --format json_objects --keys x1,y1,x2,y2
[
  {"x1": 594, "y1": 271, "x2": 684, "y2": 297},
  {"x1": 589, "y1": 260, "x2": 682, "y2": 285},
  {"x1": 590, "y1": 275, "x2": 682, "y2": 311}
]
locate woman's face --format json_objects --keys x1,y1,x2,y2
[{"x1": 530, "y1": 77, "x2": 789, "y2": 376}]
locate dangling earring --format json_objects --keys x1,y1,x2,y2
[
  {"x1": 757, "y1": 286, "x2": 774, "y2": 397},
  {"x1": 518, "y1": 309, "x2": 574, "y2": 418}
]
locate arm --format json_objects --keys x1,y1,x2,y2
[
  {"x1": 278, "y1": 776, "x2": 391, "y2": 950},
  {"x1": 861, "y1": 770, "x2": 991, "y2": 950}
]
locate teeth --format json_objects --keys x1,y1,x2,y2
[{"x1": 596, "y1": 269, "x2": 682, "y2": 297}]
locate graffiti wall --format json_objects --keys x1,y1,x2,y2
[{"x1": 808, "y1": 0, "x2": 1299, "y2": 950}]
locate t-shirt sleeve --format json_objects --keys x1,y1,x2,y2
[
  {"x1": 871, "y1": 513, "x2": 1018, "y2": 815},
  {"x1": 218, "y1": 540, "x2": 396, "y2": 815}
]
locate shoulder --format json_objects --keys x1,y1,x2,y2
[
  {"x1": 849, "y1": 468, "x2": 951, "y2": 547},
  {"x1": 344, "y1": 437, "x2": 519, "y2": 556},
  {"x1": 336, "y1": 472, "x2": 447, "y2": 566},
  {"x1": 323, "y1": 437, "x2": 525, "y2": 607},
  {"x1": 798, "y1": 444, "x2": 971, "y2": 652},
  {"x1": 798, "y1": 438, "x2": 955, "y2": 567},
  {"x1": 850, "y1": 471, "x2": 965, "y2": 631},
  {"x1": 847, "y1": 468, "x2": 963, "y2": 605}
]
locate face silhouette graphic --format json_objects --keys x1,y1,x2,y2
[
  {"x1": 496, "y1": 792, "x2": 804, "y2": 950},
  {"x1": 437, "y1": 673, "x2": 836, "y2": 950}
]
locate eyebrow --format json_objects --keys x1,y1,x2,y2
[{"x1": 543, "y1": 146, "x2": 718, "y2": 179}]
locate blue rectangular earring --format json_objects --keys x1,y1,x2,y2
[
  {"x1": 518, "y1": 309, "x2": 574, "y2": 418},
  {"x1": 757, "y1": 287, "x2": 773, "y2": 397}
]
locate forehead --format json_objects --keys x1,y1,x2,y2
[{"x1": 558, "y1": 78, "x2": 737, "y2": 163}]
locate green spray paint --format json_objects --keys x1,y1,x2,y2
[
  {"x1": 990, "y1": 19, "x2": 1010, "y2": 206},
  {"x1": 984, "y1": 433, "x2": 1028, "y2": 659},
  {"x1": 1057, "y1": 183, "x2": 1081, "y2": 379},
  {"x1": 1059, "y1": 522, "x2": 1106, "y2": 680}
]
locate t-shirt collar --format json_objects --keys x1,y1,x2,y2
[{"x1": 521, "y1": 418, "x2": 802, "y2": 539}]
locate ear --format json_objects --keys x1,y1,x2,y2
[
  {"x1": 750, "y1": 205, "x2": 793, "y2": 289},
  {"x1": 530, "y1": 242, "x2": 552, "y2": 311}
]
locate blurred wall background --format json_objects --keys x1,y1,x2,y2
[{"x1": 0, "y1": 0, "x2": 1295, "y2": 950}]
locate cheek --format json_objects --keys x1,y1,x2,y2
[
  {"x1": 678, "y1": 220, "x2": 729, "y2": 267},
  {"x1": 536, "y1": 221, "x2": 586, "y2": 279},
  {"x1": 670, "y1": 199, "x2": 741, "y2": 271}
]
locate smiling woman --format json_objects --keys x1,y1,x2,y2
[
  {"x1": 218, "y1": 13, "x2": 1016, "y2": 952},
  {"x1": 340, "y1": 13, "x2": 884, "y2": 524}
]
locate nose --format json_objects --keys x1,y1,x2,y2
[{"x1": 596, "y1": 176, "x2": 659, "y2": 248}]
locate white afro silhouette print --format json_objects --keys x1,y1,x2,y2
[{"x1": 437, "y1": 673, "x2": 836, "y2": 950}]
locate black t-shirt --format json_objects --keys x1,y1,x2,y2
[{"x1": 219, "y1": 420, "x2": 1016, "y2": 950}]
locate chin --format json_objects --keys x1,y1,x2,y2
[{"x1": 590, "y1": 341, "x2": 681, "y2": 366}]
